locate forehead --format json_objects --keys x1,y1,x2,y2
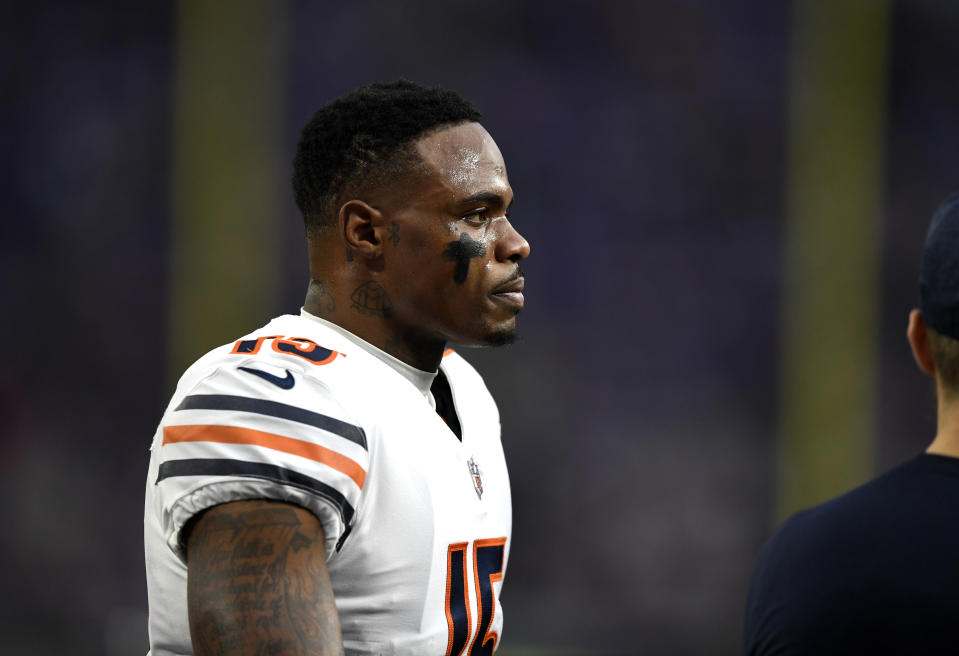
[{"x1": 413, "y1": 122, "x2": 510, "y2": 199}]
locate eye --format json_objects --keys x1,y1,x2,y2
[{"x1": 462, "y1": 209, "x2": 490, "y2": 227}]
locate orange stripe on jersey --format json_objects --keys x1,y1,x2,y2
[{"x1": 163, "y1": 424, "x2": 366, "y2": 488}]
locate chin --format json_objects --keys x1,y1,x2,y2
[{"x1": 481, "y1": 327, "x2": 519, "y2": 347}]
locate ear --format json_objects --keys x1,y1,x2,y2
[
  {"x1": 339, "y1": 200, "x2": 386, "y2": 260},
  {"x1": 908, "y1": 309, "x2": 936, "y2": 376}
]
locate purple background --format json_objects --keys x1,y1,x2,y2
[{"x1": 3, "y1": 1, "x2": 958, "y2": 654}]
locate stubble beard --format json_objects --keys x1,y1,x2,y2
[{"x1": 482, "y1": 325, "x2": 520, "y2": 347}]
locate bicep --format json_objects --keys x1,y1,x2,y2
[{"x1": 185, "y1": 499, "x2": 343, "y2": 656}]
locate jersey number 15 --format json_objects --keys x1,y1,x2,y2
[{"x1": 445, "y1": 537, "x2": 507, "y2": 656}]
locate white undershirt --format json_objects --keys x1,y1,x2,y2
[{"x1": 300, "y1": 308, "x2": 437, "y2": 409}]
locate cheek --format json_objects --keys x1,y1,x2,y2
[
  {"x1": 465, "y1": 235, "x2": 496, "y2": 283},
  {"x1": 442, "y1": 232, "x2": 489, "y2": 285}
]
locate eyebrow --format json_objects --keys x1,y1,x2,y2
[{"x1": 456, "y1": 191, "x2": 513, "y2": 210}]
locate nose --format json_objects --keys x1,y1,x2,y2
[{"x1": 494, "y1": 219, "x2": 531, "y2": 263}]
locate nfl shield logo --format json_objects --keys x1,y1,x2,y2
[{"x1": 467, "y1": 456, "x2": 484, "y2": 499}]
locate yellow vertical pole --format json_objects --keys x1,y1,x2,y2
[
  {"x1": 168, "y1": 0, "x2": 289, "y2": 384},
  {"x1": 777, "y1": 0, "x2": 891, "y2": 521}
]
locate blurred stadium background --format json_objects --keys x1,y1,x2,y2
[{"x1": 3, "y1": 1, "x2": 958, "y2": 654}]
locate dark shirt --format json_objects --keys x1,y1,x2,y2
[{"x1": 743, "y1": 453, "x2": 959, "y2": 655}]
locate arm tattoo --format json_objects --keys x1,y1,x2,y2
[
  {"x1": 388, "y1": 222, "x2": 400, "y2": 246},
  {"x1": 349, "y1": 281, "x2": 394, "y2": 318},
  {"x1": 187, "y1": 500, "x2": 343, "y2": 656}
]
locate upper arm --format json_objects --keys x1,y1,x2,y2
[{"x1": 185, "y1": 499, "x2": 344, "y2": 656}]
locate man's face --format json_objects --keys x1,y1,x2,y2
[{"x1": 382, "y1": 122, "x2": 530, "y2": 347}]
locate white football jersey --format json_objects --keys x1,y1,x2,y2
[{"x1": 144, "y1": 312, "x2": 512, "y2": 655}]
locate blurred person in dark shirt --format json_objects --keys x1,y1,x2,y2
[{"x1": 744, "y1": 192, "x2": 959, "y2": 655}]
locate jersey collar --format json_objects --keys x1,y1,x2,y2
[{"x1": 299, "y1": 308, "x2": 437, "y2": 405}]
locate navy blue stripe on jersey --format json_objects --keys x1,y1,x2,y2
[
  {"x1": 157, "y1": 458, "x2": 355, "y2": 528},
  {"x1": 175, "y1": 394, "x2": 367, "y2": 449}
]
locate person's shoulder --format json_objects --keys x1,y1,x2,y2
[
  {"x1": 779, "y1": 456, "x2": 930, "y2": 535},
  {"x1": 179, "y1": 314, "x2": 360, "y2": 380},
  {"x1": 167, "y1": 314, "x2": 371, "y2": 419},
  {"x1": 743, "y1": 488, "x2": 866, "y2": 655},
  {"x1": 153, "y1": 314, "x2": 370, "y2": 562},
  {"x1": 748, "y1": 456, "x2": 934, "y2": 600},
  {"x1": 745, "y1": 456, "x2": 958, "y2": 655}
]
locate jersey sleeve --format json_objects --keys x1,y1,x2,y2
[{"x1": 151, "y1": 357, "x2": 368, "y2": 561}]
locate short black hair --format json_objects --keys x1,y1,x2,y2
[
  {"x1": 292, "y1": 80, "x2": 482, "y2": 233},
  {"x1": 928, "y1": 325, "x2": 959, "y2": 397}
]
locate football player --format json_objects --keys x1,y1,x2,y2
[{"x1": 145, "y1": 80, "x2": 530, "y2": 655}]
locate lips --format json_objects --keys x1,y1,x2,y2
[
  {"x1": 492, "y1": 277, "x2": 524, "y2": 294},
  {"x1": 490, "y1": 277, "x2": 525, "y2": 309}
]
